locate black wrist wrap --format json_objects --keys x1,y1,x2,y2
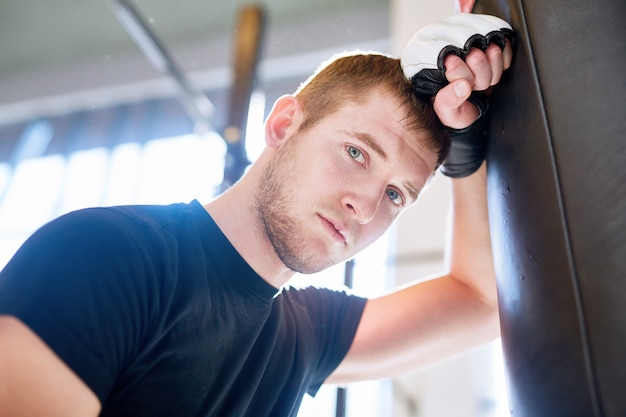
[{"x1": 440, "y1": 92, "x2": 490, "y2": 178}]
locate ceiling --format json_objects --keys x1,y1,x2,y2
[
  {"x1": 1, "y1": 0, "x2": 387, "y2": 75},
  {"x1": 0, "y1": 0, "x2": 389, "y2": 112}
]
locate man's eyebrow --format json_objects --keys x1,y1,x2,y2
[
  {"x1": 403, "y1": 181, "x2": 421, "y2": 202},
  {"x1": 350, "y1": 131, "x2": 388, "y2": 160}
]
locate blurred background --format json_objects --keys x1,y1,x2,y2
[{"x1": 0, "y1": 0, "x2": 509, "y2": 415}]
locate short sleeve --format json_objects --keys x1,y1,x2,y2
[
  {"x1": 0, "y1": 208, "x2": 164, "y2": 402},
  {"x1": 284, "y1": 286, "x2": 367, "y2": 396}
]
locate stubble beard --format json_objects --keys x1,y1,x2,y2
[{"x1": 255, "y1": 137, "x2": 333, "y2": 275}]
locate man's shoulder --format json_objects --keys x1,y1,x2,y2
[
  {"x1": 44, "y1": 201, "x2": 202, "y2": 240},
  {"x1": 8, "y1": 202, "x2": 202, "y2": 272},
  {"x1": 59, "y1": 200, "x2": 199, "y2": 226}
]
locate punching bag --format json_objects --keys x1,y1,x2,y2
[{"x1": 472, "y1": 0, "x2": 626, "y2": 415}]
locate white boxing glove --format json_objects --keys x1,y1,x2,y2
[
  {"x1": 401, "y1": 13, "x2": 513, "y2": 96},
  {"x1": 400, "y1": 13, "x2": 514, "y2": 178}
]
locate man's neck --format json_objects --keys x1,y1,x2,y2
[{"x1": 203, "y1": 180, "x2": 295, "y2": 289}]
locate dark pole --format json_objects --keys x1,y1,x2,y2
[
  {"x1": 219, "y1": 5, "x2": 266, "y2": 191},
  {"x1": 335, "y1": 259, "x2": 355, "y2": 417}
]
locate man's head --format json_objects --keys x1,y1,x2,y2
[
  {"x1": 253, "y1": 52, "x2": 446, "y2": 275},
  {"x1": 294, "y1": 51, "x2": 449, "y2": 168}
]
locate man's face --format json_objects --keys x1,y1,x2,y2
[{"x1": 256, "y1": 89, "x2": 438, "y2": 275}]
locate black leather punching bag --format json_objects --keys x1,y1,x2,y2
[{"x1": 472, "y1": 0, "x2": 626, "y2": 415}]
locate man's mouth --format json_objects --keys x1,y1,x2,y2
[{"x1": 318, "y1": 215, "x2": 347, "y2": 245}]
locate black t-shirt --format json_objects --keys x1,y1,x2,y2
[{"x1": 0, "y1": 200, "x2": 367, "y2": 417}]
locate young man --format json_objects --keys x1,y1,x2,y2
[{"x1": 0, "y1": 15, "x2": 513, "y2": 417}]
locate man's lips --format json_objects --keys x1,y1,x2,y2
[{"x1": 318, "y1": 215, "x2": 347, "y2": 245}]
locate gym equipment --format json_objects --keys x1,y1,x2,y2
[{"x1": 472, "y1": 0, "x2": 626, "y2": 415}]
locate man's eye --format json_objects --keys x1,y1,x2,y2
[
  {"x1": 347, "y1": 146, "x2": 365, "y2": 163},
  {"x1": 386, "y1": 188, "x2": 403, "y2": 206}
]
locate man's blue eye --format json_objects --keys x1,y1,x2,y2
[
  {"x1": 386, "y1": 189, "x2": 403, "y2": 205},
  {"x1": 347, "y1": 146, "x2": 365, "y2": 163}
]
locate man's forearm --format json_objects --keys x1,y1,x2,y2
[{"x1": 447, "y1": 162, "x2": 498, "y2": 309}]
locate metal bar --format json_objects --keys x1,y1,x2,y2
[
  {"x1": 112, "y1": 0, "x2": 214, "y2": 133},
  {"x1": 335, "y1": 386, "x2": 347, "y2": 417}
]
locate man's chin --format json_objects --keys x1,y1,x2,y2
[{"x1": 282, "y1": 253, "x2": 343, "y2": 276}]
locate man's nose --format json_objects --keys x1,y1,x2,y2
[{"x1": 341, "y1": 189, "x2": 382, "y2": 224}]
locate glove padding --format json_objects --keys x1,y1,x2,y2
[
  {"x1": 439, "y1": 92, "x2": 489, "y2": 178},
  {"x1": 401, "y1": 13, "x2": 513, "y2": 96},
  {"x1": 401, "y1": 13, "x2": 513, "y2": 178}
]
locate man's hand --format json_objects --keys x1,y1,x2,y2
[
  {"x1": 401, "y1": 14, "x2": 514, "y2": 177},
  {"x1": 435, "y1": 40, "x2": 513, "y2": 130}
]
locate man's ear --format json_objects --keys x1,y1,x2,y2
[{"x1": 265, "y1": 95, "x2": 304, "y2": 148}]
